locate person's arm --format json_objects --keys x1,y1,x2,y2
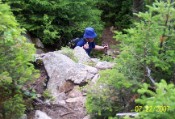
[{"x1": 94, "y1": 45, "x2": 108, "y2": 50}]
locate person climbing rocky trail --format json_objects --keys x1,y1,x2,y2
[{"x1": 2, "y1": 1, "x2": 174, "y2": 119}]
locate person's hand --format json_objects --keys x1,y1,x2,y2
[
  {"x1": 103, "y1": 44, "x2": 108, "y2": 50},
  {"x1": 83, "y1": 42, "x2": 89, "y2": 49}
]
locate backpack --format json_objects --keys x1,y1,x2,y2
[{"x1": 68, "y1": 38, "x2": 82, "y2": 49}]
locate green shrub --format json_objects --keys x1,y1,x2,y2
[
  {"x1": 0, "y1": 1, "x2": 38, "y2": 118},
  {"x1": 86, "y1": 69, "x2": 135, "y2": 119},
  {"x1": 101, "y1": 54, "x2": 114, "y2": 62},
  {"x1": 86, "y1": 0, "x2": 175, "y2": 119},
  {"x1": 3, "y1": 0, "x2": 104, "y2": 47},
  {"x1": 112, "y1": 0, "x2": 175, "y2": 118},
  {"x1": 3, "y1": 94, "x2": 26, "y2": 119},
  {"x1": 115, "y1": 0, "x2": 175, "y2": 83},
  {"x1": 86, "y1": 83, "x2": 120, "y2": 119},
  {"x1": 96, "y1": 0, "x2": 133, "y2": 29},
  {"x1": 135, "y1": 80, "x2": 175, "y2": 119}
]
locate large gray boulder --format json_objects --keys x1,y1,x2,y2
[
  {"x1": 33, "y1": 47, "x2": 116, "y2": 119},
  {"x1": 73, "y1": 46, "x2": 91, "y2": 64},
  {"x1": 42, "y1": 51, "x2": 98, "y2": 103}
]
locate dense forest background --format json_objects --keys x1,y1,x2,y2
[
  {"x1": 2, "y1": 0, "x2": 135, "y2": 49},
  {"x1": 1, "y1": 0, "x2": 175, "y2": 119}
]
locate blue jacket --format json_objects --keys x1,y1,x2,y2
[{"x1": 76, "y1": 38, "x2": 95, "y2": 55}]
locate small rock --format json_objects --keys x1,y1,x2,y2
[
  {"x1": 67, "y1": 87, "x2": 82, "y2": 98},
  {"x1": 57, "y1": 100, "x2": 66, "y2": 106},
  {"x1": 91, "y1": 74, "x2": 100, "y2": 84},
  {"x1": 66, "y1": 97, "x2": 84, "y2": 103},
  {"x1": 34, "y1": 110, "x2": 52, "y2": 119},
  {"x1": 59, "y1": 81, "x2": 74, "y2": 93},
  {"x1": 91, "y1": 58, "x2": 100, "y2": 63},
  {"x1": 83, "y1": 115, "x2": 91, "y2": 119},
  {"x1": 45, "y1": 99, "x2": 51, "y2": 105},
  {"x1": 95, "y1": 61, "x2": 115, "y2": 70},
  {"x1": 20, "y1": 114, "x2": 27, "y2": 119}
]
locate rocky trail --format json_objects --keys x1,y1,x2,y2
[{"x1": 25, "y1": 27, "x2": 119, "y2": 119}]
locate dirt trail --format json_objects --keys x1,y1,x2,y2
[
  {"x1": 100, "y1": 27, "x2": 120, "y2": 57},
  {"x1": 101, "y1": 26, "x2": 118, "y2": 47}
]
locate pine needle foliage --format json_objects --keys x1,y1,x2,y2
[
  {"x1": 3, "y1": 0, "x2": 104, "y2": 47},
  {"x1": 86, "y1": 0, "x2": 175, "y2": 118},
  {"x1": 115, "y1": 0, "x2": 175, "y2": 83},
  {"x1": 96, "y1": 0, "x2": 133, "y2": 29},
  {"x1": 135, "y1": 80, "x2": 175, "y2": 119},
  {"x1": 0, "y1": 1, "x2": 38, "y2": 118}
]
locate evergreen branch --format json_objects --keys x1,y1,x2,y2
[{"x1": 159, "y1": 2, "x2": 171, "y2": 54}]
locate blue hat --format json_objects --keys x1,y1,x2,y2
[{"x1": 83, "y1": 27, "x2": 97, "y2": 39}]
